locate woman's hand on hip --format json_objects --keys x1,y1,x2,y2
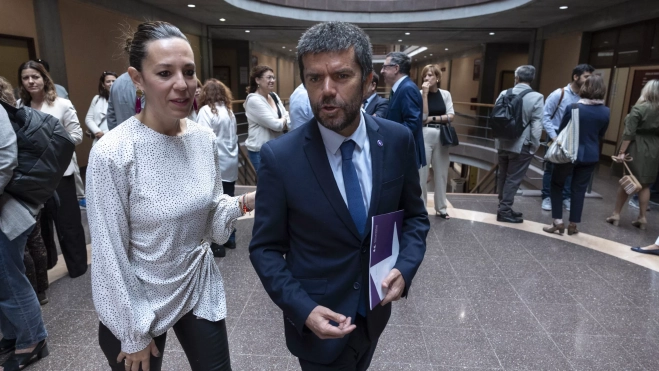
[{"x1": 117, "y1": 340, "x2": 160, "y2": 371}]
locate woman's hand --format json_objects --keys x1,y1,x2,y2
[
  {"x1": 421, "y1": 81, "x2": 431, "y2": 96},
  {"x1": 117, "y1": 340, "x2": 160, "y2": 371},
  {"x1": 245, "y1": 192, "x2": 256, "y2": 210},
  {"x1": 95, "y1": 132, "x2": 104, "y2": 139}
]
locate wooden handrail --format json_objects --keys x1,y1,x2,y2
[{"x1": 453, "y1": 101, "x2": 495, "y2": 108}]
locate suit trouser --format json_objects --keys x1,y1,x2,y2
[
  {"x1": 550, "y1": 162, "x2": 597, "y2": 223},
  {"x1": 99, "y1": 312, "x2": 230, "y2": 371},
  {"x1": 419, "y1": 127, "x2": 450, "y2": 214},
  {"x1": 298, "y1": 315, "x2": 377, "y2": 371},
  {"x1": 497, "y1": 145, "x2": 533, "y2": 214}
]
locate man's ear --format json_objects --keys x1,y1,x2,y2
[
  {"x1": 128, "y1": 67, "x2": 143, "y2": 91},
  {"x1": 363, "y1": 71, "x2": 374, "y2": 98}
]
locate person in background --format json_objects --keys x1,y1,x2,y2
[
  {"x1": 34, "y1": 59, "x2": 68, "y2": 99},
  {"x1": 0, "y1": 96, "x2": 50, "y2": 371},
  {"x1": 17, "y1": 61, "x2": 87, "y2": 279},
  {"x1": 540, "y1": 64, "x2": 595, "y2": 212},
  {"x1": 544, "y1": 75, "x2": 609, "y2": 236},
  {"x1": 86, "y1": 71, "x2": 118, "y2": 146},
  {"x1": 244, "y1": 65, "x2": 289, "y2": 172},
  {"x1": 188, "y1": 78, "x2": 202, "y2": 122},
  {"x1": 606, "y1": 79, "x2": 659, "y2": 233},
  {"x1": 106, "y1": 71, "x2": 143, "y2": 131},
  {"x1": 0, "y1": 76, "x2": 50, "y2": 306},
  {"x1": 288, "y1": 83, "x2": 314, "y2": 131},
  {"x1": 362, "y1": 72, "x2": 388, "y2": 118},
  {"x1": 419, "y1": 64, "x2": 455, "y2": 219},
  {"x1": 197, "y1": 79, "x2": 239, "y2": 257},
  {"x1": 495, "y1": 65, "x2": 544, "y2": 224},
  {"x1": 382, "y1": 52, "x2": 426, "y2": 170}
]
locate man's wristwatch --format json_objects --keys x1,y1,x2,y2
[{"x1": 432, "y1": 116, "x2": 436, "y2": 122}]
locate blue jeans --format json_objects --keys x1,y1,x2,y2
[
  {"x1": 542, "y1": 161, "x2": 572, "y2": 200},
  {"x1": 248, "y1": 150, "x2": 261, "y2": 174},
  {"x1": 0, "y1": 226, "x2": 48, "y2": 349}
]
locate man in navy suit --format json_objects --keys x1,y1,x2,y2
[
  {"x1": 363, "y1": 72, "x2": 389, "y2": 118},
  {"x1": 381, "y1": 52, "x2": 426, "y2": 169},
  {"x1": 249, "y1": 22, "x2": 429, "y2": 371}
]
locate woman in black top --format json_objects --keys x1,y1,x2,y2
[{"x1": 419, "y1": 64, "x2": 455, "y2": 219}]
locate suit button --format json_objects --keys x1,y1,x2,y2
[
  {"x1": 353, "y1": 282, "x2": 361, "y2": 290},
  {"x1": 361, "y1": 248, "x2": 367, "y2": 254}
]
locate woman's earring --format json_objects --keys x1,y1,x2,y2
[
  {"x1": 257, "y1": 84, "x2": 260, "y2": 89},
  {"x1": 135, "y1": 89, "x2": 144, "y2": 114}
]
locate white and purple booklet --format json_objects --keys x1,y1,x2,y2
[{"x1": 369, "y1": 210, "x2": 403, "y2": 310}]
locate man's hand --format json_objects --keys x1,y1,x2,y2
[
  {"x1": 381, "y1": 268, "x2": 405, "y2": 306},
  {"x1": 117, "y1": 340, "x2": 160, "y2": 371},
  {"x1": 305, "y1": 306, "x2": 356, "y2": 340}
]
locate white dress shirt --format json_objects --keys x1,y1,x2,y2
[
  {"x1": 391, "y1": 75, "x2": 408, "y2": 94},
  {"x1": 85, "y1": 95, "x2": 109, "y2": 145},
  {"x1": 289, "y1": 84, "x2": 314, "y2": 131},
  {"x1": 317, "y1": 113, "x2": 372, "y2": 213}
]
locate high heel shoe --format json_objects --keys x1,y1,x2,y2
[
  {"x1": 543, "y1": 222, "x2": 565, "y2": 235},
  {"x1": 567, "y1": 223, "x2": 579, "y2": 236},
  {"x1": 605, "y1": 214, "x2": 620, "y2": 226},
  {"x1": 632, "y1": 217, "x2": 647, "y2": 230},
  {"x1": 1, "y1": 339, "x2": 49, "y2": 371}
]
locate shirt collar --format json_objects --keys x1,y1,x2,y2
[
  {"x1": 391, "y1": 75, "x2": 408, "y2": 93},
  {"x1": 317, "y1": 112, "x2": 367, "y2": 156},
  {"x1": 565, "y1": 83, "x2": 579, "y2": 96},
  {"x1": 365, "y1": 93, "x2": 378, "y2": 105}
]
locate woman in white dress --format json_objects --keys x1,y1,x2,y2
[
  {"x1": 17, "y1": 61, "x2": 88, "y2": 278},
  {"x1": 86, "y1": 21, "x2": 255, "y2": 371},
  {"x1": 197, "y1": 78, "x2": 239, "y2": 256},
  {"x1": 85, "y1": 71, "x2": 117, "y2": 145}
]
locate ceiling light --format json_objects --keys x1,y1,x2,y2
[
  {"x1": 282, "y1": 46, "x2": 286, "y2": 49},
  {"x1": 245, "y1": 30, "x2": 250, "y2": 33},
  {"x1": 423, "y1": 56, "x2": 427, "y2": 58},
  {"x1": 429, "y1": 54, "x2": 433, "y2": 56},
  {"x1": 407, "y1": 46, "x2": 427, "y2": 57},
  {"x1": 398, "y1": 39, "x2": 403, "y2": 42},
  {"x1": 445, "y1": 48, "x2": 449, "y2": 51},
  {"x1": 289, "y1": 49, "x2": 292, "y2": 52},
  {"x1": 559, "y1": 6, "x2": 568, "y2": 9},
  {"x1": 405, "y1": 32, "x2": 410, "y2": 35},
  {"x1": 187, "y1": 4, "x2": 195, "y2": 7},
  {"x1": 489, "y1": 32, "x2": 495, "y2": 35},
  {"x1": 219, "y1": 18, "x2": 226, "y2": 22}
]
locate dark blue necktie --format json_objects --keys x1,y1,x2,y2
[{"x1": 340, "y1": 140, "x2": 367, "y2": 235}]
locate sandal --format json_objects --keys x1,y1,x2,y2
[
  {"x1": 1, "y1": 339, "x2": 49, "y2": 371},
  {"x1": 436, "y1": 212, "x2": 450, "y2": 220}
]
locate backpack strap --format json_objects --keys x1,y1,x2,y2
[
  {"x1": 549, "y1": 88, "x2": 565, "y2": 120},
  {"x1": 269, "y1": 92, "x2": 283, "y2": 119}
]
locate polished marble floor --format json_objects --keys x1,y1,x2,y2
[{"x1": 3, "y1": 175, "x2": 659, "y2": 370}]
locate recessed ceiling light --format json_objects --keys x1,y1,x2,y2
[
  {"x1": 282, "y1": 46, "x2": 286, "y2": 49},
  {"x1": 398, "y1": 39, "x2": 403, "y2": 42},
  {"x1": 245, "y1": 30, "x2": 250, "y2": 33},
  {"x1": 188, "y1": 4, "x2": 195, "y2": 7},
  {"x1": 405, "y1": 32, "x2": 410, "y2": 35},
  {"x1": 219, "y1": 18, "x2": 226, "y2": 22},
  {"x1": 489, "y1": 32, "x2": 495, "y2": 35},
  {"x1": 429, "y1": 54, "x2": 433, "y2": 56},
  {"x1": 559, "y1": 5, "x2": 568, "y2": 9},
  {"x1": 423, "y1": 56, "x2": 427, "y2": 58},
  {"x1": 289, "y1": 49, "x2": 292, "y2": 52},
  {"x1": 445, "y1": 48, "x2": 449, "y2": 51}
]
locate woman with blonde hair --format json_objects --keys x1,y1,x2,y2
[
  {"x1": 197, "y1": 79, "x2": 239, "y2": 255},
  {"x1": 419, "y1": 64, "x2": 455, "y2": 219},
  {"x1": 607, "y1": 79, "x2": 659, "y2": 235}
]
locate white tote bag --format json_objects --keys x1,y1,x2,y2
[{"x1": 544, "y1": 104, "x2": 579, "y2": 164}]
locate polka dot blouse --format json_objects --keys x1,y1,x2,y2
[{"x1": 86, "y1": 117, "x2": 242, "y2": 353}]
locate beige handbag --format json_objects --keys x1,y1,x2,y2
[{"x1": 613, "y1": 155, "x2": 642, "y2": 195}]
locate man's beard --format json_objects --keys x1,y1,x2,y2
[{"x1": 313, "y1": 95, "x2": 362, "y2": 133}]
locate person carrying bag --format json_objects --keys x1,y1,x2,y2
[{"x1": 544, "y1": 103, "x2": 580, "y2": 164}]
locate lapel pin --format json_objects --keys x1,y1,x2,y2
[{"x1": 377, "y1": 140, "x2": 383, "y2": 147}]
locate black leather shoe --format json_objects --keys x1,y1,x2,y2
[
  {"x1": 497, "y1": 213, "x2": 523, "y2": 223},
  {"x1": 223, "y1": 240, "x2": 236, "y2": 249},
  {"x1": 0, "y1": 338, "x2": 16, "y2": 356},
  {"x1": 511, "y1": 210, "x2": 523, "y2": 218},
  {"x1": 211, "y1": 243, "x2": 226, "y2": 258}
]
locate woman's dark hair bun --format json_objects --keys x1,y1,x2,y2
[
  {"x1": 124, "y1": 37, "x2": 133, "y2": 54},
  {"x1": 125, "y1": 21, "x2": 188, "y2": 72}
]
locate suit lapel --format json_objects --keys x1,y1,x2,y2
[
  {"x1": 303, "y1": 121, "x2": 362, "y2": 240},
  {"x1": 365, "y1": 115, "x2": 384, "y2": 235}
]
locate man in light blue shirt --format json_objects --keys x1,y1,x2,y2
[
  {"x1": 107, "y1": 72, "x2": 143, "y2": 131},
  {"x1": 540, "y1": 64, "x2": 594, "y2": 212},
  {"x1": 288, "y1": 83, "x2": 314, "y2": 131}
]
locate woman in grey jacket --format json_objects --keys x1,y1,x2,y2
[{"x1": 244, "y1": 65, "x2": 289, "y2": 172}]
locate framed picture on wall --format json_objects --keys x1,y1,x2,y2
[
  {"x1": 473, "y1": 59, "x2": 482, "y2": 81},
  {"x1": 214, "y1": 66, "x2": 231, "y2": 87}
]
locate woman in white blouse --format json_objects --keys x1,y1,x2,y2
[
  {"x1": 419, "y1": 64, "x2": 455, "y2": 219},
  {"x1": 85, "y1": 71, "x2": 117, "y2": 145},
  {"x1": 17, "y1": 60, "x2": 88, "y2": 278},
  {"x1": 86, "y1": 21, "x2": 254, "y2": 371},
  {"x1": 244, "y1": 65, "x2": 289, "y2": 172},
  {"x1": 197, "y1": 78, "x2": 239, "y2": 256}
]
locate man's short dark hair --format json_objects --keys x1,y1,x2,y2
[
  {"x1": 371, "y1": 72, "x2": 379, "y2": 86},
  {"x1": 515, "y1": 65, "x2": 536, "y2": 83},
  {"x1": 297, "y1": 22, "x2": 372, "y2": 84},
  {"x1": 572, "y1": 64, "x2": 595, "y2": 80},
  {"x1": 35, "y1": 59, "x2": 50, "y2": 72},
  {"x1": 386, "y1": 52, "x2": 411, "y2": 76}
]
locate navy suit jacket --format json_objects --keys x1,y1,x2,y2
[
  {"x1": 365, "y1": 94, "x2": 389, "y2": 118},
  {"x1": 249, "y1": 114, "x2": 429, "y2": 364},
  {"x1": 385, "y1": 77, "x2": 426, "y2": 168}
]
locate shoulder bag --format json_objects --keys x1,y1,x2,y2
[
  {"x1": 544, "y1": 103, "x2": 579, "y2": 164},
  {"x1": 439, "y1": 117, "x2": 459, "y2": 147}
]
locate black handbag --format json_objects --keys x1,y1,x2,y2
[{"x1": 439, "y1": 117, "x2": 459, "y2": 147}]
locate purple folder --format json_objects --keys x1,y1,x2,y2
[{"x1": 369, "y1": 210, "x2": 403, "y2": 310}]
